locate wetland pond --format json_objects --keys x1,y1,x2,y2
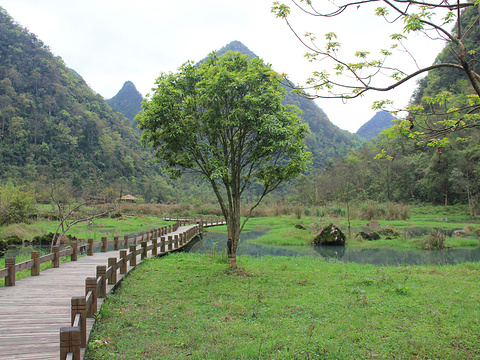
[{"x1": 189, "y1": 228, "x2": 480, "y2": 266}]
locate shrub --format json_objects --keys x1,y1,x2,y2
[
  {"x1": 377, "y1": 226, "x2": 400, "y2": 237},
  {"x1": 422, "y1": 230, "x2": 446, "y2": 250},
  {"x1": 355, "y1": 202, "x2": 410, "y2": 221}
]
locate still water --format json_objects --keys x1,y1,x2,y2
[{"x1": 189, "y1": 229, "x2": 480, "y2": 266}]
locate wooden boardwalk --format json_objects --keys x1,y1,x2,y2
[{"x1": 0, "y1": 224, "x2": 199, "y2": 360}]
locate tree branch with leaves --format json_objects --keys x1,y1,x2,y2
[{"x1": 272, "y1": 0, "x2": 480, "y2": 147}]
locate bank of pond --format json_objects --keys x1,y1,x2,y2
[{"x1": 2, "y1": 209, "x2": 480, "y2": 267}]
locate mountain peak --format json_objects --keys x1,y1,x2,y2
[
  {"x1": 217, "y1": 41, "x2": 258, "y2": 59},
  {"x1": 356, "y1": 111, "x2": 396, "y2": 140},
  {"x1": 106, "y1": 81, "x2": 143, "y2": 121}
]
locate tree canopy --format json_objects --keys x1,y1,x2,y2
[{"x1": 138, "y1": 51, "x2": 311, "y2": 268}]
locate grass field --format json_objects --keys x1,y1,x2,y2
[{"x1": 85, "y1": 253, "x2": 480, "y2": 359}]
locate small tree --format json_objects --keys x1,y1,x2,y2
[
  {"x1": 272, "y1": 0, "x2": 480, "y2": 146},
  {"x1": 0, "y1": 181, "x2": 36, "y2": 225},
  {"x1": 138, "y1": 51, "x2": 311, "y2": 268}
]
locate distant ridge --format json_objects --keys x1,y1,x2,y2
[
  {"x1": 106, "y1": 81, "x2": 143, "y2": 122},
  {"x1": 356, "y1": 111, "x2": 396, "y2": 140}
]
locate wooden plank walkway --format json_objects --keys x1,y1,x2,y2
[{"x1": 0, "y1": 224, "x2": 197, "y2": 360}]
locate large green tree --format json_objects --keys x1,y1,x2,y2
[{"x1": 138, "y1": 51, "x2": 311, "y2": 268}]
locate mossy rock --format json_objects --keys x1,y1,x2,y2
[
  {"x1": 31, "y1": 232, "x2": 55, "y2": 245},
  {"x1": 5, "y1": 235, "x2": 22, "y2": 245},
  {"x1": 356, "y1": 231, "x2": 381, "y2": 241},
  {"x1": 377, "y1": 226, "x2": 400, "y2": 237},
  {"x1": 312, "y1": 223, "x2": 345, "y2": 246}
]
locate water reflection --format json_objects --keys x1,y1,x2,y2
[{"x1": 191, "y1": 230, "x2": 480, "y2": 266}]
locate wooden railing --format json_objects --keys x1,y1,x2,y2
[
  {"x1": 60, "y1": 222, "x2": 202, "y2": 360},
  {"x1": 0, "y1": 222, "x2": 192, "y2": 287},
  {"x1": 162, "y1": 216, "x2": 226, "y2": 227}
]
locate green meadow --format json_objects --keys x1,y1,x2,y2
[{"x1": 85, "y1": 253, "x2": 480, "y2": 359}]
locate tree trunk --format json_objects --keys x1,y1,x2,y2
[
  {"x1": 227, "y1": 237, "x2": 238, "y2": 269},
  {"x1": 225, "y1": 195, "x2": 241, "y2": 269}
]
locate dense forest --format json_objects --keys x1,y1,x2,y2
[{"x1": 0, "y1": 7, "x2": 217, "y2": 205}]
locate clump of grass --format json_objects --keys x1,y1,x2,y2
[
  {"x1": 377, "y1": 225, "x2": 401, "y2": 237},
  {"x1": 354, "y1": 202, "x2": 410, "y2": 220},
  {"x1": 422, "y1": 230, "x2": 446, "y2": 250}
]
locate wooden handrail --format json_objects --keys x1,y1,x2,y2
[
  {"x1": 60, "y1": 223, "x2": 204, "y2": 360},
  {"x1": 0, "y1": 223, "x2": 187, "y2": 286},
  {"x1": 0, "y1": 220, "x2": 217, "y2": 359}
]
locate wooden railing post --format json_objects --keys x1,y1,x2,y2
[
  {"x1": 87, "y1": 239, "x2": 94, "y2": 256},
  {"x1": 174, "y1": 234, "x2": 179, "y2": 249},
  {"x1": 85, "y1": 277, "x2": 97, "y2": 317},
  {"x1": 129, "y1": 245, "x2": 137, "y2": 266},
  {"x1": 71, "y1": 296, "x2": 86, "y2": 347},
  {"x1": 101, "y1": 237, "x2": 107, "y2": 252},
  {"x1": 5, "y1": 257, "x2": 15, "y2": 286},
  {"x1": 114, "y1": 236, "x2": 119, "y2": 251},
  {"x1": 53, "y1": 246, "x2": 60, "y2": 268},
  {"x1": 152, "y1": 238, "x2": 158, "y2": 256},
  {"x1": 120, "y1": 250, "x2": 127, "y2": 274},
  {"x1": 141, "y1": 241, "x2": 147, "y2": 260},
  {"x1": 108, "y1": 258, "x2": 117, "y2": 285},
  {"x1": 96, "y1": 265, "x2": 106, "y2": 298},
  {"x1": 71, "y1": 242, "x2": 78, "y2": 261},
  {"x1": 160, "y1": 236, "x2": 166, "y2": 253},
  {"x1": 60, "y1": 326, "x2": 80, "y2": 360},
  {"x1": 168, "y1": 236, "x2": 173, "y2": 251},
  {"x1": 31, "y1": 251, "x2": 40, "y2": 276},
  {"x1": 124, "y1": 235, "x2": 129, "y2": 249}
]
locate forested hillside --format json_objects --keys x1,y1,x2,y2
[
  {"x1": 0, "y1": 7, "x2": 212, "y2": 204},
  {"x1": 292, "y1": 6, "x2": 480, "y2": 215},
  {"x1": 356, "y1": 111, "x2": 396, "y2": 140}
]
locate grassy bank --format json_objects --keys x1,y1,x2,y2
[
  {"x1": 86, "y1": 254, "x2": 480, "y2": 359},
  {"x1": 0, "y1": 215, "x2": 171, "y2": 244}
]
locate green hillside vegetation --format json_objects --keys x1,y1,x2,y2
[
  {"x1": 106, "y1": 81, "x2": 143, "y2": 124},
  {"x1": 356, "y1": 111, "x2": 396, "y2": 140},
  {"x1": 0, "y1": 7, "x2": 221, "y2": 205},
  {"x1": 0, "y1": 8, "x2": 148, "y2": 191}
]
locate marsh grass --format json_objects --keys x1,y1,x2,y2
[{"x1": 86, "y1": 254, "x2": 480, "y2": 359}]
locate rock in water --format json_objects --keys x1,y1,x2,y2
[{"x1": 312, "y1": 223, "x2": 346, "y2": 246}]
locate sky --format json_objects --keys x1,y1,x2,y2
[{"x1": 0, "y1": 0, "x2": 447, "y2": 132}]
